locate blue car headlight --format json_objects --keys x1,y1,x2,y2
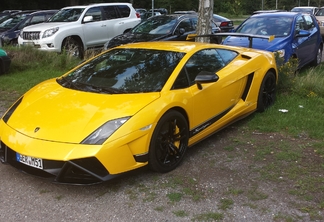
[
  {"x1": 275, "y1": 49, "x2": 285, "y2": 58},
  {"x1": 81, "y1": 117, "x2": 130, "y2": 145}
]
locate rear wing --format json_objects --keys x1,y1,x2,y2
[{"x1": 186, "y1": 33, "x2": 275, "y2": 48}]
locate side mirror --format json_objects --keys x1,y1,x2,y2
[
  {"x1": 295, "y1": 30, "x2": 310, "y2": 37},
  {"x1": 178, "y1": 28, "x2": 185, "y2": 36},
  {"x1": 83, "y1": 16, "x2": 93, "y2": 23},
  {"x1": 194, "y1": 71, "x2": 219, "y2": 90}
]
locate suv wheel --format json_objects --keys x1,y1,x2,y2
[{"x1": 62, "y1": 37, "x2": 83, "y2": 59}]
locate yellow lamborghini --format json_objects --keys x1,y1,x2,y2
[{"x1": 0, "y1": 41, "x2": 278, "y2": 184}]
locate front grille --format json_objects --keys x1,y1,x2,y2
[{"x1": 22, "y1": 32, "x2": 41, "y2": 40}]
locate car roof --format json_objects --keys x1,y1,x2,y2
[
  {"x1": 251, "y1": 11, "x2": 299, "y2": 18},
  {"x1": 63, "y1": 3, "x2": 132, "y2": 9}
]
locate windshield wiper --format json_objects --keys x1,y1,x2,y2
[{"x1": 57, "y1": 78, "x2": 124, "y2": 94}]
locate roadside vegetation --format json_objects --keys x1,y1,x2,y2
[{"x1": 0, "y1": 46, "x2": 323, "y2": 221}]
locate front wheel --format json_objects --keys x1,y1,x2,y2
[
  {"x1": 257, "y1": 71, "x2": 276, "y2": 112},
  {"x1": 148, "y1": 110, "x2": 189, "y2": 173},
  {"x1": 62, "y1": 37, "x2": 83, "y2": 59}
]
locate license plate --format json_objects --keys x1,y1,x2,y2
[
  {"x1": 16, "y1": 153, "x2": 43, "y2": 169},
  {"x1": 23, "y1": 42, "x2": 34, "y2": 46}
]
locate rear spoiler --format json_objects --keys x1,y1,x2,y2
[{"x1": 186, "y1": 33, "x2": 275, "y2": 48}]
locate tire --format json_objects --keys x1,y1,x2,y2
[
  {"x1": 310, "y1": 46, "x2": 322, "y2": 66},
  {"x1": 62, "y1": 37, "x2": 83, "y2": 59},
  {"x1": 148, "y1": 110, "x2": 189, "y2": 173},
  {"x1": 257, "y1": 71, "x2": 276, "y2": 112}
]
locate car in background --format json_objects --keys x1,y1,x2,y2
[
  {"x1": 253, "y1": 10, "x2": 287, "y2": 14},
  {"x1": 135, "y1": 8, "x2": 147, "y2": 19},
  {"x1": 147, "y1": 8, "x2": 168, "y2": 15},
  {"x1": 0, "y1": 41, "x2": 278, "y2": 184},
  {"x1": 0, "y1": 48, "x2": 11, "y2": 74},
  {"x1": 0, "y1": 10, "x2": 58, "y2": 46},
  {"x1": 18, "y1": 3, "x2": 141, "y2": 58},
  {"x1": 315, "y1": 7, "x2": 324, "y2": 38},
  {"x1": 213, "y1": 14, "x2": 234, "y2": 32},
  {"x1": 222, "y1": 12, "x2": 323, "y2": 69},
  {"x1": 104, "y1": 14, "x2": 221, "y2": 50},
  {"x1": 173, "y1": 10, "x2": 196, "y2": 14},
  {"x1": 141, "y1": 11, "x2": 161, "y2": 20},
  {"x1": 291, "y1": 6, "x2": 319, "y2": 15}
]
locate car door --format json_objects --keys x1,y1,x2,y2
[
  {"x1": 82, "y1": 6, "x2": 108, "y2": 47},
  {"x1": 174, "y1": 48, "x2": 243, "y2": 136},
  {"x1": 102, "y1": 5, "x2": 126, "y2": 40},
  {"x1": 293, "y1": 15, "x2": 317, "y2": 66}
]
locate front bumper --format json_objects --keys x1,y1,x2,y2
[{"x1": 0, "y1": 140, "x2": 117, "y2": 184}]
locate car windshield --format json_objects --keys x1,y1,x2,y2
[
  {"x1": 0, "y1": 14, "x2": 29, "y2": 29},
  {"x1": 48, "y1": 8, "x2": 84, "y2": 22},
  {"x1": 57, "y1": 48, "x2": 185, "y2": 93},
  {"x1": 236, "y1": 16, "x2": 293, "y2": 37},
  {"x1": 132, "y1": 16, "x2": 177, "y2": 34}
]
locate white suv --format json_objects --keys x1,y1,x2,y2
[{"x1": 18, "y1": 3, "x2": 140, "y2": 58}]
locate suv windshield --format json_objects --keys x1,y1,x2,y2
[
  {"x1": 57, "y1": 48, "x2": 185, "y2": 93},
  {"x1": 48, "y1": 8, "x2": 84, "y2": 22},
  {"x1": 132, "y1": 16, "x2": 177, "y2": 35}
]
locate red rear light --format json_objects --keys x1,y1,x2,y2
[
  {"x1": 136, "y1": 12, "x2": 141, "y2": 18},
  {"x1": 220, "y1": 21, "x2": 229, "y2": 27}
]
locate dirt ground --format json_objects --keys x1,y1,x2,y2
[{"x1": 0, "y1": 99, "x2": 323, "y2": 222}]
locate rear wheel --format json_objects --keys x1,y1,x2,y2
[
  {"x1": 62, "y1": 37, "x2": 83, "y2": 59},
  {"x1": 257, "y1": 71, "x2": 276, "y2": 112},
  {"x1": 148, "y1": 110, "x2": 189, "y2": 173}
]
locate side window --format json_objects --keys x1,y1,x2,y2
[
  {"x1": 117, "y1": 5, "x2": 130, "y2": 18},
  {"x1": 191, "y1": 17, "x2": 198, "y2": 30},
  {"x1": 103, "y1": 6, "x2": 118, "y2": 20},
  {"x1": 172, "y1": 68, "x2": 190, "y2": 89},
  {"x1": 217, "y1": 49, "x2": 238, "y2": 65},
  {"x1": 295, "y1": 16, "x2": 306, "y2": 31},
  {"x1": 185, "y1": 49, "x2": 226, "y2": 85},
  {"x1": 303, "y1": 15, "x2": 315, "y2": 30},
  {"x1": 85, "y1": 7, "x2": 102, "y2": 21},
  {"x1": 176, "y1": 19, "x2": 194, "y2": 34}
]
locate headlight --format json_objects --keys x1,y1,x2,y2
[
  {"x1": 81, "y1": 117, "x2": 130, "y2": 145},
  {"x1": 42, "y1": 27, "x2": 59, "y2": 38},
  {"x1": 275, "y1": 49, "x2": 285, "y2": 58}
]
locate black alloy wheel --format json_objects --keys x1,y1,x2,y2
[{"x1": 149, "y1": 110, "x2": 189, "y2": 173}]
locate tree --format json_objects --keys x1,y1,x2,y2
[{"x1": 196, "y1": 0, "x2": 214, "y2": 43}]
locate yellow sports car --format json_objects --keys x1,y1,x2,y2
[{"x1": 0, "y1": 41, "x2": 278, "y2": 184}]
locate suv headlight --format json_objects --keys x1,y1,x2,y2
[{"x1": 42, "y1": 27, "x2": 59, "y2": 38}]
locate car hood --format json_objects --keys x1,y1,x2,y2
[
  {"x1": 108, "y1": 32, "x2": 168, "y2": 48},
  {"x1": 223, "y1": 36, "x2": 288, "y2": 52},
  {"x1": 7, "y1": 79, "x2": 160, "y2": 143},
  {"x1": 22, "y1": 22, "x2": 75, "y2": 31}
]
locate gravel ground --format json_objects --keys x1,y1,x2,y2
[{"x1": 0, "y1": 101, "x2": 323, "y2": 222}]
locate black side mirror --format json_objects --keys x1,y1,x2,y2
[{"x1": 194, "y1": 71, "x2": 219, "y2": 90}]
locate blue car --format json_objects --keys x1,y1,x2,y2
[{"x1": 222, "y1": 12, "x2": 323, "y2": 68}]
